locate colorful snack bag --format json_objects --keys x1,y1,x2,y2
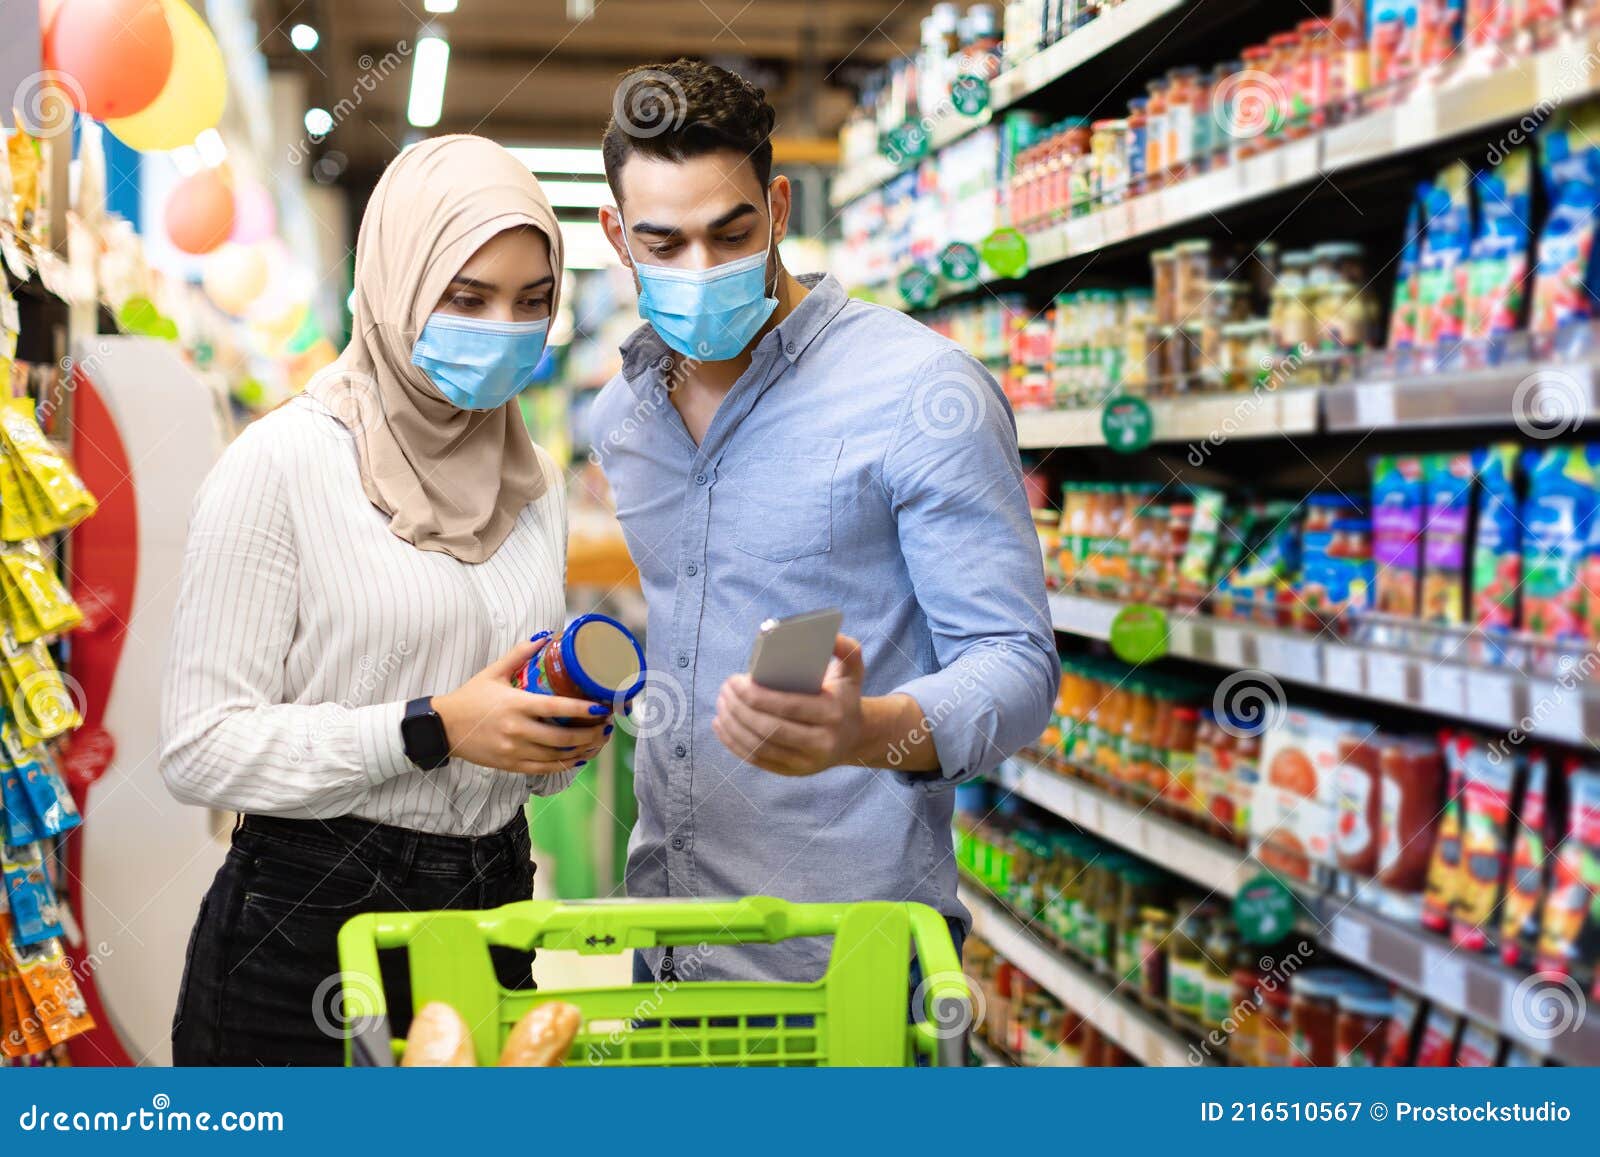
[
  {"x1": 1531, "y1": 107, "x2": 1600, "y2": 337},
  {"x1": 1370, "y1": 0, "x2": 1422, "y2": 92},
  {"x1": 0, "y1": 841, "x2": 63, "y2": 946},
  {"x1": 1412, "y1": 1006, "x2": 1460, "y2": 1065},
  {"x1": 1465, "y1": 149, "x2": 1533, "y2": 344},
  {"x1": 1500, "y1": 750, "x2": 1554, "y2": 968},
  {"x1": 0, "y1": 399, "x2": 96, "y2": 534},
  {"x1": 17, "y1": 756, "x2": 78, "y2": 840},
  {"x1": 1388, "y1": 183, "x2": 1431, "y2": 349},
  {"x1": 1536, "y1": 760, "x2": 1600, "y2": 985},
  {"x1": 11, "y1": 934, "x2": 94, "y2": 1046},
  {"x1": 0, "y1": 914, "x2": 50, "y2": 1058},
  {"x1": 1422, "y1": 733, "x2": 1467, "y2": 933},
  {"x1": 1416, "y1": 163, "x2": 1474, "y2": 350},
  {"x1": 1415, "y1": 0, "x2": 1465, "y2": 68},
  {"x1": 1471, "y1": 444, "x2": 1521, "y2": 634},
  {"x1": 1371, "y1": 456, "x2": 1426, "y2": 617},
  {"x1": 1253, "y1": 708, "x2": 1347, "y2": 880},
  {"x1": 0, "y1": 637, "x2": 82, "y2": 742},
  {"x1": 1464, "y1": 0, "x2": 1516, "y2": 48},
  {"x1": 1176, "y1": 486, "x2": 1226, "y2": 600},
  {"x1": 1520, "y1": 444, "x2": 1596, "y2": 642},
  {"x1": 0, "y1": 760, "x2": 39, "y2": 846},
  {"x1": 1421, "y1": 452, "x2": 1474, "y2": 625},
  {"x1": 0, "y1": 540, "x2": 82, "y2": 642},
  {"x1": 1450, "y1": 737, "x2": 1518, "y2": 953}
]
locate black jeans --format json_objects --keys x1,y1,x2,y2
[{"x1": 172, "y1": 813, "x2": 536, "y2": 1067}]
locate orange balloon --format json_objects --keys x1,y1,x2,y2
[
  {"x1": 165, "y1": 169, "x2": 235, "y2": 255},
  {"x1": 44, "y1": 0, "x2": 174, "y2": 120}
]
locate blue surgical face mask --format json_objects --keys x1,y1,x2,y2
[
  {"x1": 624, "y1": 203, "x2": 778, "y2": 362},
  {"x1": 411, "y1": 313, "x2": 550, "y2": 410}
]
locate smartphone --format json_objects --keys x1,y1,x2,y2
[{"x1": 747, "y1": 608, "x2": 844, "y2": 694}]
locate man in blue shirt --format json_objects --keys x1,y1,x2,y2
[{"x1": 591, "y1": 59, "x2": 1057, "y2": 983}]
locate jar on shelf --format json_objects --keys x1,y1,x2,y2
[
  {"x1": 1219, "y1": 322, "x2": 1254, "y2": 390},
  {"x1": 1312, "y1": 278, "x2": 1374, "y2": 354},
  {"x1": 1200, "y1": 918, "x2": 1237, "y2": 1030},
  {"x1": 1229, "y1": 955, "x2": 1265, "y2": 1064},
  {"x1": 1310, "y1": 241, "x2": 1366, "y2": 286},
  {"x1": 1335, "y1": 987, "x2": 1393, "y2": 1067},
  {"x1": 1272, "y1": 283, "x2": 1316, "y2": 357},
  {"x1": 1151, "y1": 246, "x2": 1178, "y2": 326},
  {"x1": 1266, "y1": 32, "x2": 1302, "y2": 141},
  {"x1": 1173, "y1": 238, "x2": 1214, "y2": 322},
  {"x1": 1200, "y1": 280, "x2": 1252, "y2": 377},
  {"x1": 1165, "y1": 67, "x2": 1200, "y2": 183},
  {"x1": 1121, "y1": 290, "x2": 1155, "y2": 395},
  {"x1": 1147, "y1": 323, "x2": 1172, "y2": 395},
  {"x1": 1289, "y1": 970, "x2": 1354, "y2": 1067},
  {"x1": 1145, "y1": 77, "x2": 1169, "y2": 190},
  {"x1": 1125, "y1": 96, "x2": 1149, "y2": 197},
  {"x1": 1115, "y1": 865, "x2": 1167, "y2": 987},
  {"x1": 1166, "y1": 903, "x2": 1213, "y2": 1019},
  {"x1": 1257, "y1": 983, "x2": 1294, "y2": 1067},
  {"x1": 1137, "y1": 906, "x2": 1174, "y2": 1001},
  {"x1": 1231, "y1": 47, "x2": 1276, "y2": 160},
  {"x1": 1167, "y1": 322, "x2": 1204, "y2": 393}
]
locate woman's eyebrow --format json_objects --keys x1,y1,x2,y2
[
  {"x1": 519, "y1": 276, "x2": 555, "y2": 291},
  {"x1": 447, "y1": 275, "x2": 495, "y2": 291}
]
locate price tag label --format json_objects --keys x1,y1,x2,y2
[
  {"x1": 1352, "y1": 383, "x2": 1397, "y2": 428},
  {"x1": 1270, "y1": 635, "x2": 1319, "y2": 682},
  {"x1": 1188, "y1": 624, "x2": 1215, "y2": 662},
  {"x1": 1532, "y1": 680, "x2": 1586, "y2": 744},
  {"x1": 1421, "y1": 944, "x2": 1469, "y2": 1012},
  {"x1": 1421, "y1": 665, "x2": 1467, "y2": 718},
  {"x1": 1331, "y1": 914, "x2": 1372, "y2": 962},
  {"x1": 1324, "y1": 645, "x2": 1364, "y2": 693},
  {"x1": 1367, "y1": 653, "x2": 1413, "y2": 705},
  {"x1": 1466, "y1": 668, "x2": 1517, "y2": 729},
  {"x1": 1213, "y1": 627, "x2": 1245, "y2": 667}
]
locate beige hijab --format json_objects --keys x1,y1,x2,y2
[{"x1": 308, "y1": 135, "x2": 564, "y2": 563}]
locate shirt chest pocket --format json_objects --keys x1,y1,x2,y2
[{"x1": 727, "y1": 435, "x2": 842, "y2": 563}]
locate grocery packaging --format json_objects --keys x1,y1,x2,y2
[
  {"x1": 1, "y1": 841, "x2": 62, "y2": 946},
  {"x1": 1388, "y1": 183, "x2": 1430, "y2": 349},
  {"x1": 1465, "y1": 149, "x2": 1533, "y2": 344},
  {"x1": 1415, "y1": 163, "x2": 1474, "y2": 350},
  {"x1": 1471, "y1": 443, "x2": 1521, "y2": 635},
  {"x1": 1450, "y1": 737, "x2": 1518, "y2": 953},
  {"x1": 1371, "y1": 456, "x2": 1426, "y2": 617},
  {"x1": 1421, "y1": 734, "x2": 1467, "y2": 934},
  {"x1": 1421, "y1": 451, "x2": 1474, "y2": 625},
  {"x1": 1334, "y1": 726, "x2": 1383, "y2": 877},
  {"x1": 1500, "y1": 750, "x2": 1554, "y2": 968},
  {"x1": 1253, "y1": 708, "x2": 1347, "y2": 879},
  {"x1": 1520, "y1": 444, "x2": 1596, "y2": 642},
  {"x1": 518, "y1": 614, "x2": 645, "y2": 712},
  {"x1": 1381, "y1": 990, "x2": 1423, "y2": 1066},
  {"x1": 1454, "y1": 1021, "x2": 1500, "y2": 1066},
  {"x1": 1536, "y1": 760, "x2": 1600, "y2": 986},
  {"x1": 1531, "y1": 108, "x2": 1600, "y2": 337},
  {"x1": 1412, "y1": 1006, "x2": 1461, "y2": 1065}
]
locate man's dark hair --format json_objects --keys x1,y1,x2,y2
[{"x1": 602, "y1": 59, "x2": 776, "y2": 196}]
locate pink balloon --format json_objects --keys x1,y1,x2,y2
[{"x1": 230, "y1": 179, "x2": 277, "y2": 244}]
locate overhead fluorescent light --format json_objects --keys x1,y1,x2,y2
[
  {"x1": 503, "y1": 146, "x2": 606, "y2": 176},
  {"x1": 539, "y1": 180, "x2": 613, "y2": 209},
  {"x1": 290, "y1": 23, "x2": 319, "y2": 51},
  {"x1": 407, "y1": 35, "x2": 451, "y2": 128},
  {"x1": 303, "y1": 107, "x2": 334, "y2": 137},
  {"x1": 424, "y1": 0, "x2": 459, "y2": 10}
]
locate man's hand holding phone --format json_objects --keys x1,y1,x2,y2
[{"x1": 713, "y1": 634, "x2": 866, "y2": 776}]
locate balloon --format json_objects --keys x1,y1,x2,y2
[
  {"x1": 202, "y1": 242, "x2": 268, "y2": 315},
  {"x1": 228, "y1": 179, "x2": 276, "y2": 243},
  {"x1": 104, "y1": 0, "x2": 225, "y2": 152},
  {"x1": 44, "y1": 0, "x2": 174, "y2": 121},
  {"x1": 164, "y1": 168, "x2": 234, "y2": 255}
]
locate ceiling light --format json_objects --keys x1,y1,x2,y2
[
  {"x1": 289, "y1": 23, "x2": 319, "y2": 51},
  {"x1": 304, "y1": 107, "x2": 334, "y2": 137},
  {"x1": 538, "y1": 180, "x2": 612, "y2": 209},
  {"x1": 407, "y1": 35, "x2": 451, "y2": 128},
  {"x1": 503, "y1": 146, "x2": 606, "y2": 176},
  {"x1": 424, "y1": 0, "x2": 459, "y2": 11}
]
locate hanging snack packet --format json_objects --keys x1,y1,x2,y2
[
  {"x1": 0, "y1": 540, "x2": 82, "y2": 641},
  {"x1": 0, "y1": 636, "x2": 81, "y2": 742},
  {"x1": 17, "y1": 755, "x2": 78, "y2": 840},
  {"x1": 1416, "y1": 163, "x2": 1474, "y2": 351},
  {"x1": 1520, "y1": 444, "x2": 1596, "y2": 642},
  {"x1": 0, "y1": 759, "x2": 39, "y2": 846},
  {"x1": 1420, "y1": 452, "x2": 1474, "y2": 625},
  {"x1": 0, "y1": 399, "x2": 96, "y2": 535},
  {"x1": 0, "y1": 450, "x2": 33, "y2": 543},
  {"x1": 1, "y1": 841, "x2": 63, "y2": 946},
  {"x1": 1531, "y1": 108, "x2": 1600, "y2": 339},
  {"x1": 1536, "y1": 760, "x2": 1600, "y2": 985},
  {"x1": 1371, "y1": 455, "x2": 1426, "y2": 617},
  {"x1": 10, "y1": 933, "x2": 93, "y2": 1046},
  {"x1": 1388, "y1": 183, "x2": 1431, "y2": 350},
  {"x1": 1422, "y1": 733, "x2": 1467, "y2": 933},
  {"x1": 1500, "y1": 750, "x2": 1554, "y2": 968},
  {"x1": 1471, "y1": 444, "x2": 1521, "y2": 636},
  {"x1": 1450, "y1": 736, "x2": 1518, "y2": 953},
  {"x1": 1465, "y1": 149, "x2": 1533, "y2": 347},
  {"x1": 0, "y1": 914, "x2": 51, "y2": 1058}
]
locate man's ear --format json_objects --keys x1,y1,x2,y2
[
  {"x1": 598, "y1": 204, "x2": 632, "y2": 269},
  {"x1": 768, "y1": 176, "x2": 792, "y2": 247}
]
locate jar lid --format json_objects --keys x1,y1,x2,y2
[
  {"x1": 1280, "y1": 250, "x2": 1314, "y2": 269},
  {"x1": 1174, "y1": 239, "x2": 1211, "y2": 255},
  {"x1": 1319, "y1": 278, "x2": 1358, "y2": 295},
  {"x1": 1151, "y1": 246, "x2": 1177, "y2": 260},
  {"x1": 1291, "y1": 969, "x2": 1363, "y2": 999},
  {"x1": 1336, "y1": 989, "x2": 1394, "y2": 1017},
  {"x1": 1312, "y1": 241, "x2": 1365, "y2": 260}
]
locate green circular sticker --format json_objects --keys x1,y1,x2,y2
[
  {"x1": 897, "y1": 265, "x2": 939, "y2": 310},
  {"x1": 1234, "y1": 873, "x2": 1297, "y2": 945},
  {"x1": 939, "y1": 241, "x2": 981, "y2": 284},
  {"x1": 1110, "y1": 604, "x2": 1169, "y2": 664},
  {"x1": 979, "y1": 227, "x2": 1029, "y2": 280},
  {"x1": 1100, "y1": 394, "x2": 1154, "y2": 453},
  {"x1": 951, "y1": 74, "x2": 990, "y2": 117},
  {"x1": 880, "y1": 122, "x2": 930, "y2": 164}
]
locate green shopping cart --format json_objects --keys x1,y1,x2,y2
[{"x1": 336, "y1": 895, "x2": 970, "y2": 1067}]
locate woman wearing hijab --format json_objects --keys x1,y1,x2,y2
[{"x1": 160, "y1": 136, "x2": 603, "y2": 1066}]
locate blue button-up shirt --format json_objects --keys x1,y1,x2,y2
[{"x1": 590, "y1": 273, "x2": 1056, "y2": 981}]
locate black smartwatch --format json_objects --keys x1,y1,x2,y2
[{"x1": 401, "y1": 696, "x2": 450, "y2": 770}]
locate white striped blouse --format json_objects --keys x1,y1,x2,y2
[{"x1": 159, "y1": 394, "x2": 575, "y2": 837}]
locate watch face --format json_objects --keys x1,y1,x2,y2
[{"x1": 402, "y1": 704, "x2": 447, "y2": 768}]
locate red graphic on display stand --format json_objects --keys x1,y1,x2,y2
[{"x1": 58, "y1": 369, "x2": 137, "y2": 1068}]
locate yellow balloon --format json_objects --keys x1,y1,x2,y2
[
  {"x1": 202, "y1": 242, "x2": 268, "y2": 316},
  {"x1": 103, "y1": 0, "x2": 225, "y2": 152}
]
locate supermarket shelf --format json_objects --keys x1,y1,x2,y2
[
  {"x1": 1047, "y1": 591, "x2": 1600, "y2": 745},
  {"x1": 1302, "y1": 895, "x2": 1600, "y2": 1066},
  {"x1": 960, "y1": 884, "x2": 1205, "y2": 1067},
  {"x1": 1016, "y1": 388, "x2": 1317, "y2": 450},
  {"x1": 829, "y1": 109, "x2": 992, "y2": 210},
  {"x1": 994, "y1": 755, "x2": 1253, "y2": 896},
  {"x1": 1321, "y1": 359, "x2": 1600, "y2": 433},
  {"x1": 988, "y1": 0, "x2": 1193, "y2": 109}
]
